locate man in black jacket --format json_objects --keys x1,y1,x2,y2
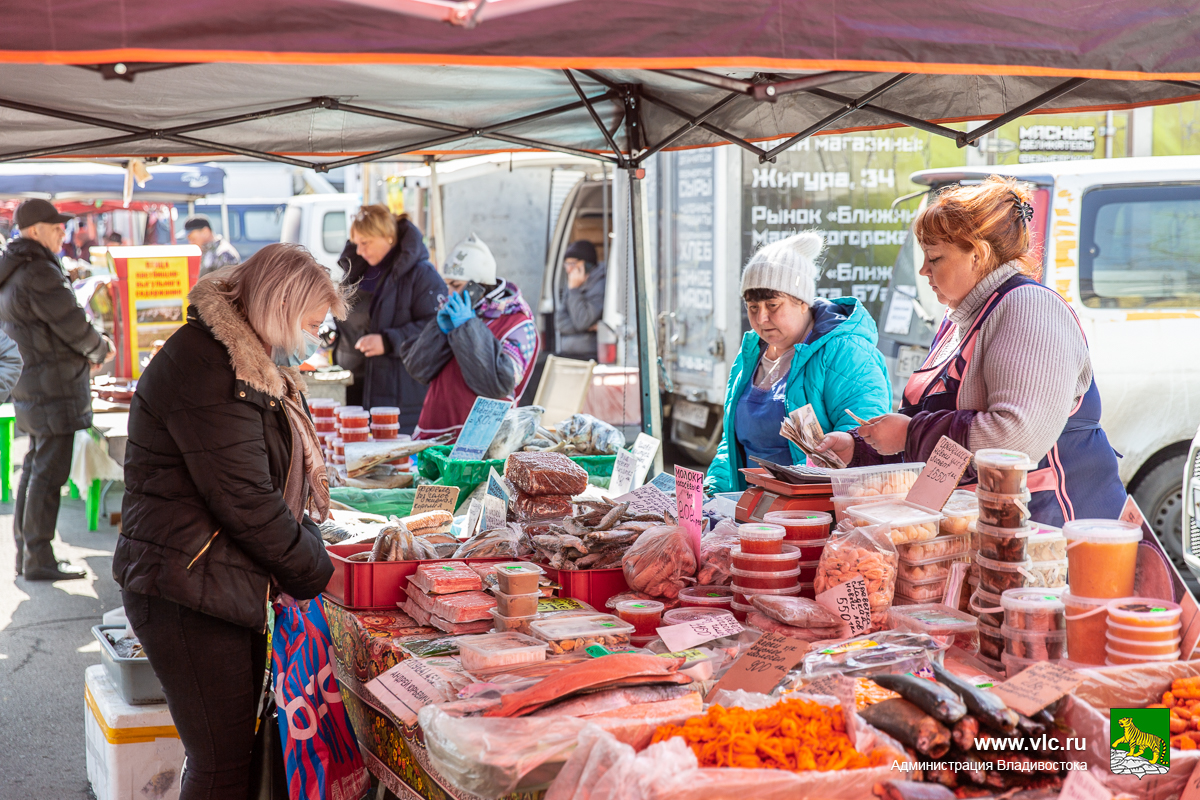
[{"x1": 0, "y1": 200, "x2": 112, "y2": 580}]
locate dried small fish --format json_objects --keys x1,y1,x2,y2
[{"x1": 594, "y1": 502, "x2": 629, "y2": 531}]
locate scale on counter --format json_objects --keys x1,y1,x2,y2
[{"x1": 735, "y1": 458, "x2": 835, "y2": 523}]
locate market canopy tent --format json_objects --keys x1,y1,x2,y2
[{"x1": 5, "y1": 0, "x2": 1199, "y2": 440}]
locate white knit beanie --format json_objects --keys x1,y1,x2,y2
[
  {"x1": 740, "y1": 231, "x2": 824, "y2": 304},
  {"x1": 443, "y1": 233, "x2": 497, "y2": 284}
]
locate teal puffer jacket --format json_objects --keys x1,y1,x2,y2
[{"x1": 704, "y1": 297, "x2": 891, "y2": 494}]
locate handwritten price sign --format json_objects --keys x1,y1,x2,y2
[
  {"x1": 815, "y1": 575, "x2": 872, "y2": 636},
  {"x1": 657, "y1": 614, "x2": 744, "y2": 652},
  {"x1": 991, "y1": 661, "x2": 1084, "y2": 716},
  {"x1": 675, "y1": 466, "x2": 705, "y2": 558},
  {"x1": 906, "y1": 435, "x2": 972, "y2": 510},
  {"x1": 706, "y1": 631, "x2": 809, "y2": 699}
]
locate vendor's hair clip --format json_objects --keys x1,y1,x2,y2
[{"x1": 1009, "y1": 191, "x2": 1034, "y2": 224}]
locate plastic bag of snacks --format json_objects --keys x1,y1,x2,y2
[
  {"x1": 697, "y1": 519, "x2": 740, "y2": 585},
  {"x1": 813, "y1": 522, "x2": 898, "y2": 631},
  {"x1": 622, "y1": 525, "x2": 697, "y2": 599}
]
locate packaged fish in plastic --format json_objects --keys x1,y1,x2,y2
[
  {"x1": 408, "y1": 561, "x2": 484, "y2": 594},
  {"x1": 554, "y1": 413, "x2": 626, "y2": 455}
]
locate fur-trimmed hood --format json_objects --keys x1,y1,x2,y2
[{"x1": 188, "y1": 278, "x2": 302, "y2": 399}]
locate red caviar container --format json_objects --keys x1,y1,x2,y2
[
  {"x1": 615, "y1": 600, "x2": 665, "y2": 636},
  {"x1": 729, "y1": 544, "x2": 801, "y2": 573},
  {"x1": 763, "y1": 510, "x2": 833, "y2": 541},
  {"x1": 738, "y1": 523, "x2": 786, "y2": 555}
]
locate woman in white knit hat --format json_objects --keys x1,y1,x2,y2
[{"x1": 705, "y1": 231, "x2": 891, "y2": 494}]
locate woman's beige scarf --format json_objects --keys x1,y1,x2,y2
[{"x1": 281, "y1": 388, "x2": 331, "y2": 524}]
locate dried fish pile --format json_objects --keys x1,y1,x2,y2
[
  {"x1": 528, "y1": 500, "x2": 674, "y2": 571},
  {"x1": 346, "y1": 522, "x2": 442, "y2": 562}
]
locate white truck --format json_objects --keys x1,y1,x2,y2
[{"x1": 875, "y1": 157, "x2": 1200, "y2": 574}]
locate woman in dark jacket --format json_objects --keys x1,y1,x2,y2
[
  {"x1": 114, "y1": 244, "x2": 346, "y2": 800},
  {"x1": 335, "y1": 205, "x2": 446, "y2": 428}
]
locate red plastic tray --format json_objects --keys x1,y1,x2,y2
[
  {"x1": 322, "y1": 542, "x2": 508, "y2": 611},
  {"x1": 536, "y1": 564, "x2": 629, "y2": 609}
]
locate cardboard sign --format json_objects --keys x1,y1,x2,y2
[
  {"x1": 614, "y1": 484, "x2": 675, "y2": 518},
  {"x1": 448, "y1": 397, "x2": 512, "y2": 461},
  {"x1": 365, "y1": 659, "x2": 450, "y2": 726},
  {"x1": 656, "y1": 614, "x2": 744, "y2": 653},
  {"x1": 411, "y1": 485, "x2": 461, "y2": 516},
  {"x1": 991, "y1": 661, "x2": 1084, "y2": 717},
  {"x1": 905, "y1": 436, "x2": 972, "y2": 510},
  {"x1": 608, "y1": 449, "x2": 638, "y2": 497},
  {"x1": 1057, "y1": 769, "x2": 1114, "y2": 800},
  {"x1": 463, "y1": 498, "x2": 484, "y2": 539},
  {"x1": 482, "y1": 468, "x2": 511, "y2": 530},
  {"x1": 630, "y1": 433, "x2": 660, "y2": 488},
  {"x1": 675, "y1": 466, "x2": 705, "y2": 557},
  {"x1": 815, "y1": 576, "x2": 872, "y2": 636},
  {"x1": 705, "y1": 632, "x2": 809, "y2": 700}
]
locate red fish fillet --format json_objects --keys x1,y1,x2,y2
[{"x1": 484, "y1": 654, "x2": 686, "y2": 718}]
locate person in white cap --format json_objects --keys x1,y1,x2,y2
[
  {"x1": 704, "y1": 231, "x2": 891, "y2": 494},
  {"x1": 400, "y1": 234, "x2": 540, "y2": 441}
]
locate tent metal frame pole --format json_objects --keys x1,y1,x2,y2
[
  {"x1": 655, "y1": 69, "x2": 862, "y2": 102},
  {"x1": 637, "y1": 92, "x2": 741, "y2": 163},
  {"x1": 563, "y1": 70, "x2": 625, "y2": 164},
  {"x1": 637, "y1": 90, "x2": 769, "y2": 159},
  {"x1": 957, "y1": 77, "x2": 1089, "y2": 146},
  {"x1": 803, "y1": 87, "x2": 964, "y2": 141},
  {"x1": 761, "y1": 73, "x2": 912, "y2": 160}
]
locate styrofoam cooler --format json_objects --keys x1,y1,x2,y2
[{"x1": 85, "y1": 664, "x2": 182, "y2": 800}]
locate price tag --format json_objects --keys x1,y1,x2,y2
[
  {"x1": 815, "y1": 575, "x2": 872, "y2": 637},
  {"x1": 649, "y1": 472, "x2": 677, "y2": 495},
  {"x1": 364, "y1": 658, "x2": 450, "y2": 726},
  {"x1": 608, "y1": 448, "x2": 638, "y2": 497},
  {"x1": 482, "y1": 468, "x2": 510, "y2": 530},
  {"x1": 1057, "y1": 769, "x2": 1113, "y2": 800},
  {"x1": 463, "y1": 498, "x2": 483, "y2": 538},
  {"x1": 705, "y1": 632, "x2": 809, "y2": 700},
  {"x1": 905, "y1": 436, "x2": 972, "y2": 510},
  {"x1": 585, "y1": 644, "x2": 612, "y2": 658},
  {"x1": 629, "y1": 433, "x2": 660, "y2": 489},
  {"x1": 675, "y1": 466, "x2": 705, "y2": 557},
  {"x1": 656, "y1": 648, "x2": 710, "y2": 662},
  {"x1": 656, "y1": 615, "x2": 744, "y2": 653},
  {"x1": 990, "y1": 661, "x2": 1084, "y2": 717},
  {"x1": 411, "y1": 485, "x2": 460, "y2": 516},
  {"x1": 448, "y1": 397, "x2": 512, "y2": 461},
  {"x1": 537, "y1": 597, "x2": 589, "y2": 613},
  {"x1": 613, "y1": 484, "x2": 674, "y2": 518}
]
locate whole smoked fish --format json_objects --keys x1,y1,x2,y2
[{"x1": 859, "y1": 698, "x2": 951, "y2": 758}]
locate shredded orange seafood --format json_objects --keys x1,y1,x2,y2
[{"x1": 651, "y1": 698, "x2": 891, "y2": 772}]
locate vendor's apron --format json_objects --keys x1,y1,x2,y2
[{"x1": 899, "y1": 273, "x2": 1125, "y2": 526}]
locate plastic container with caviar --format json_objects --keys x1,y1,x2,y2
[
  {"x1": 761, "y1": 510, "x2": 832, "y2": 541},
  {"x1": 737, "y1": 523, "x2": 786, "y2": 554},
  {"x1": 1062, "y1": 590, "x2": 1110, "y2": 666}
]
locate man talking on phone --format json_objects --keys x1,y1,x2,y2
[{"x1": 400, "y1": 234, "x2": 540, "y2": 442}]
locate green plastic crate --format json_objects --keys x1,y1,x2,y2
[
  {"x1": 415, "y1": 446, "x2": 617, "y2": 498},
  {"x1": 328, "y1": 487, "x2": 417, "y2": 517}
]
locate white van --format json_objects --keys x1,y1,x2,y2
[
  {"x1": 279, "y1": 194, "x2": 360, "y2": 279},
  {"x1": 876, "y1": 156, "x2": 1200, "y2": 573}
]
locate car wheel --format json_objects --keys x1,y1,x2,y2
[{"x1": 1131, "y1": 454, "x2": 1194, "y2": 589}]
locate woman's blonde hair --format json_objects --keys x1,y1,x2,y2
[
  {"x1": 913, "y1": 175, "x2": 1041, "y2": 279},
  {"x1": 349, "y1": 204, "x2": 399, "y2": 243},
  {"x1": 201, "y1": 243, "x2": 348, "y2": 353}
]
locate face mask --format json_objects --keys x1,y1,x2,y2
[{"x1": 273, "y1": 331, "x2": 322, "y2": 367}]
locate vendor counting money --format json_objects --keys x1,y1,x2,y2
[
  {"x1": 705, "y1": 232, "x2": 891, "y2": 494},
  {"x1": 818, "y1": 177, "x2": 1125, "y2": 524}
]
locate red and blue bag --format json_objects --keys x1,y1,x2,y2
[{"x1": 271, "y1": 598, "x2": 371, "y2": 800}]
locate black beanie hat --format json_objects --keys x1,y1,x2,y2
[{"x1": 564, "y1": 240, "x2": 598, "y2": 267}]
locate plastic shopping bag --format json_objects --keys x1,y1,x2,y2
[{"x1": 271, "y1": 598, "x2": 371, "y2": 800}]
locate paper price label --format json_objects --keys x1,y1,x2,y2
[
  {"x1": 815, "y1": 575, "x2": 872, "y2": 637},
  {"x1": 675, "y1": 466, "x2": 705, "y2": 557},
  {"x1": 991, "y1": 661, "x2": 1084, "y2": 717},
  {"x1": 630, "y1": 433, "x2": 660, "y2": 488},
  {"x1": 537, "y1": 598, "x2": 588, "y2": 613},
  {"x1": 649, "y1": 472, "x2": 677, "y2": 495},
  {"x1": 463, "y1": 498, "x2": 483, "y2": 538},
  {"x1": 482, "y1": 467, "x2": 510, "y2": 530},
  {"x1": 365, "y1": 658, "x2": 449, "y2": 726},
  {"x1": 411, "y1": 485, "x2": 460, "y2": 516},
  {"x1": 906, "y1": 435, "x2": 972, "y2": 511},
  {"x1": 705, "y1": 632, "x2": 809, "y2": 700},
  {"x1": 656, "y1": 615, "x2": 744, "y2": 653},
  {"x1": 608, "y1": 449, "x2": 638, "y2": 497},
  {"x1": 613, "y1": 484, "x2": 674, "y2": 518},
  {"x1": 448, "y1": 397, "x2": 512, "y2": 461}
]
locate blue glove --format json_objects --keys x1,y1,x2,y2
[
  {"x1": 446, "y1": 290, "x2": 476, "y2": 330},
  {"x1": 436, "y1": 300, "x2": 454, "y2": 334}
]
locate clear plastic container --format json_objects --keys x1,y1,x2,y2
[
  {"x1": 978, "y1": 619, "x2": 1004, "y2": 660},
  {"x1": 336, "y1": 405, "x2": 364, "y2": 420},
  {"x1": 974, "y1": 449, "x2": 1036, "y2": 494},
  {"x1": 1105, "y1": 645, "x2": 1181, "y2": 666},
  {"x1": 846, "y1": 500, "x2": 942, "y2": 544},
  {"x1": 342, "y1": 430, "x2": 369, "y2": 443},
  {"x1": 495, "y1": 591, "x2": 540, "y2": 617},
  {"x1": 799, "y1": 581, "x2": 815, "y2": 599},
  {"x1": 409, "y1": 561, "x2": 483, "y2": 594},
  {"x1": 1106, "y1": 598, "x2": 1183, "y2": 628},
  {"x1": 488, "y1": 608, "x2": 537, "y2": 635},
  {"x1": 309, "y1": 397, "x2": 339, "y2": 416},
  {"x1": 371, "y1": 423, "x2": 400, "y2": 440},
  {"x1": 1026, "y1": 558, "x2": 1068, "y2": 589},
  {"x1": 340, "y1": 409, "x2": 371, "y2": 427},
  {"x1": 1063, "y1": 519, "x2": 1141, "y2": 599},
  {"x1": 888, "y1": 603, "x2": 979, "y2": 652},
  {"x1": 370, "y1": 406, "x2": 401, "y2": 425},
  {"x1": 1107, "y1": 619, "x2": 1182, "y2": 644},
  {"x1": 457, "y1": 632, "x2": 548, "y2": 671},
  {"x1": 333, "y1": 437, "x2": 345, "y2": 456},
  {"x1": 832, "y1": 492, "x2": 905, "y2": 519},
  {"x1": 940, "y1": 492, "x2": 980, "y2": 537},
  {"x1": 314, "y1": 417, "x2": 338, "y2": 431},
  {"x1": 493, "y1": 562, "x2": 544, "y2": 595},
  {"x1": 829, "y1": 463, "x2": 925, "y2": 498},
  {"x1": 970, "y1": 587, "x2": 1005, "y2": 628},
  {"x1": 1106, "y1": 634, "x2": 1182, "y2": 657},
  {"x1": 1001, "y1": 623, "x2": 1067, "y2": 658},
  {"x1": 729, "y1": 600, "x2": 754, "y2": 622},
  {"x1": 615, "y1": 599, "x2": 665, "y2": 636},
  {"x1": 897, "y1": 553, "x2": 967, "y2": 582},
  {"x1": 1001, "y1": 588, "x2": 1065, "y2": 632},
  {"x1": 976, "y1": 489, "x2": 1032, "y2": 529},
  {"x1": 975, "y1": 521, "x2": 1032, "y2": 562},
  {"x1": 738, "y1": 523, "x2": 787, "y2": 554},
  {"x1": 1002, "y1": 651, "x2": 1067, "y2": 678},
  {"x1": 792, "y1": 537, "x2": 829, "y2": 561},
  {"x1": 796, "y1": 559, "x2": 821, "y2": 583},
  {"x1": 977, "y1": 652, "x2": 1006, "y2": 677},
  {"x1": 731, "y1": 583, "x2": 804, "y2": 606},
  {"x1": 677, "y1": 585, "x2": 734, "y2": 608},
  {"x1": 729, "y1": 566, "x2": 802, "y2": 591},
  {"x1": 1026, "y1": 527, "x2": 1067, "y2": 561},
  {"x1": 762, "y1": 510, "x2": 832, "y2": 541},
  {"x1": 729, "y1": 544, "x2": 802, "y2": 572},
  {"x1": 528, "y1": 614, "x2": 635, "y2": 655},
  {"x1": 976, "y1": 554, "x2": 1033, "y2": 594},
  {"x1": 661, "y1": 607, "x2": 738, "y2": 626},
  {"x1": 1063, "y1": 590, "x2": 1110, "y2": 666},
  {"x1": 895, "y1": 534, "x2": 969, "y2": 562},
  {"x1": 894, "y1": 574, "x2": 948, "y2": 603}
]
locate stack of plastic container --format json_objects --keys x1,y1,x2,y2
[
  {"x1": 968, "y1": 449, "x2": 1036, "y2": 672},
  {"x1": 727, "y1": 523, "x2": 802, "y2": 620},
  {"x1": 309, "y1": 398, "x2": 339, "y2": 460},
  {"x1": 370, "y1": 406, "x2": 400, "y2": 440},
  {"x1": 762, "y1": 510, "x2": 832, "y2": 599},
  {"x1": 844, "y1": 488, "x2": 946, "y2": 604},
  {"x1": 677, "y1": 585, "x2": 735, "y2": 611},
  {"x1": 829, "y1": 463, "x2": 924, "y2": 523},
  {"x1": 488, "y1": 561, "x2": 544, "y2": 635},
  {"x1": 1062, "y1": 519, "x2": 1142, "y2": 666},
  {"x1": 1105, "y1": 598, "x2": 1182, "y2": 665},
  {"x1": 999, "y1": 587, "x2": 1067, "y2": 676},
  {"x1": 339, "y1": 408, "x2": 371, "y2": 443}
]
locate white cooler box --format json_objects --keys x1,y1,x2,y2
[{"x1": 85, "y1": 664, "x2": 183, "y2": 800}]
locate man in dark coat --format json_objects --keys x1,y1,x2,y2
[
  {"x1": 0, "y1": 200, "x2": 112, "y2": 580},
  {"x1": 555, "y1": 240, "x2": 607, "y2": 360}
]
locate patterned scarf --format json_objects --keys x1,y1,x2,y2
[{"x1": 281, "y1": 389, "x2": 331, "y2": 524}]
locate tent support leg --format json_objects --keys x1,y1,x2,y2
[{"x1": 627, "y1": 168, "x2": 664, "y2": 470}]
